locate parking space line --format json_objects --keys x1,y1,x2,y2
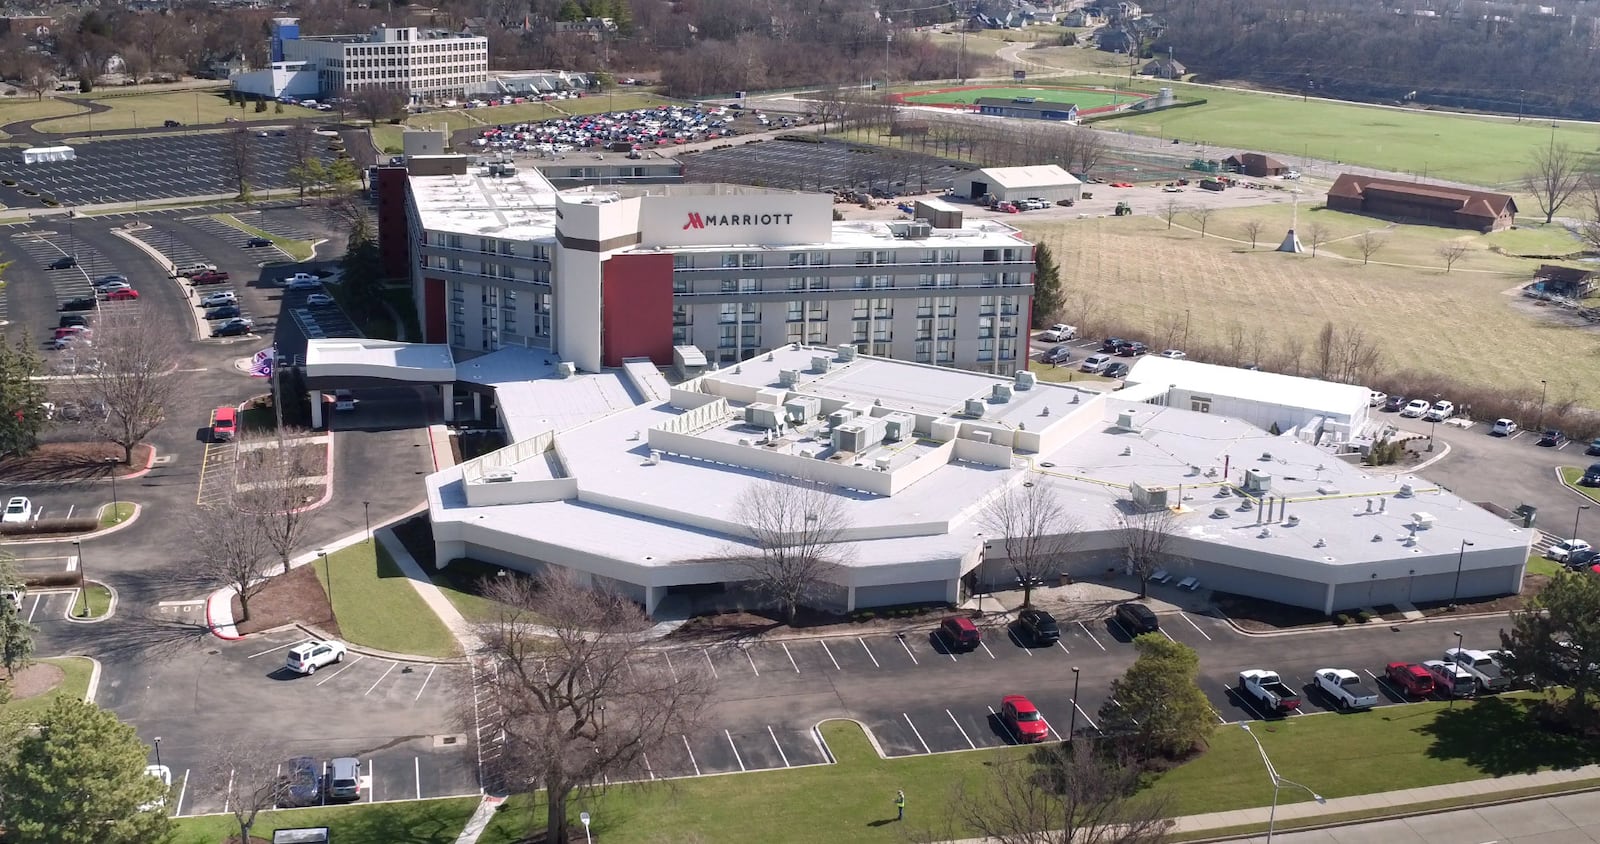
[
  {"x1": 25, "y1": 596, "x2": 42, "y2": 624},
  {"x1": 315, "y1": 655, "x2": 364, "y2": 686},
  {"x1": 223, "y1": 769, "x2": 234, "y2": 813},
  {"x1": 1078, "y1": 621, "x2": 1106, "y2": 651},
  {"x1": 1071, "y1": 701, "x2": 1101, "y2": 734},
  {"x1": 175, "y1": 769, "x2": 188, "y2": 817},
  {"x1": 682, "y1": 735, "x2": 702, "y2": 776},
  {"x1": 1180, "y1": 613, "x2": 1213, "y2": 641},
  {"x1": 724, "y1": 730, "x2": 747, "y2": 771},
  {"x1": 1108, "y1": 618, "x2": 1134, "y2": 640},
  {"x1": 414, "y1": 757, "x2": 422, "y2": 800},
  {"x1": 858, "y1": 637, "x2": 880, "y2": 668},
  {"x1": 819, "y1": 640, "x2": 841, "y2": 670},
  {"x1": 902, "y1": 714, "x2": 932, "y2": 754},
  {"x1": 946, "y1": 709, "x2": 976, "y2": 749},
  {"x1": 701, "y1": 648, "x2": 718, "y2": 679},
  {"x1": 642, "y1": 751, "x2": 656, "y2": 780},
  {"x1": 987, "y1": 705, "x2": 1019, "y2": 744},
  {"x1": 977, "y1": 639, "x2": 997, "y2": 660},
  {"x1": 367, "y1": 760, "x2": 374, "y2": 802},
  {"x1": 246, "y1": 642, "x2": 296, "y2": 659},
  {"x1": 1111, "y1": 697, "x2": 1140, "y2": 725},
  {"x1": 663, "y1": 651, "x2": 679, "y2": 682},
  {"x1": 899, "y1": 634, "x2": 924, "y2": 665},
  {"x1": 1365, "y1": 668, "x2": 1405, "y2": 699},
  {"x1": 1158, "y1": 628, "x2": 1176, "y2": 642},
  {"x1": 415, "y1": 665, "x2": 437, "y2": 701},
  {"x1": 767, "y1": 726, "x2": 792, "y2": 767},
  {"x1": 743, "y1": 648, "x2": 760, "y2": 677},
  {"x1": 1056, "y1": 640, "x2": 1070, "y2": 655},
  {"x1": 1007, "y1": 628, "x2": 1033, "y2": 654},
  {"x1": 1211, "y1": 706, "x2": 1228, "y2": 724},
  {"x1": 1226, "y1": 686, "x2": 1270, "y2": 721},
  {"x1": 365, "y1": 661, "x2": 398, "y2": 696},
  {"x1": 781, "y1": 642, "x2": 800, "y2": 673}
]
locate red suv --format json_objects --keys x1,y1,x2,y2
[
  {"x1": 1385, "y1": 661, "x2": 1436, "y2": 698},
  {"x1": 938, "y1": 616, "x2": 980, "y2": 651},
  {"x1": 1000, "y1": 694, "x2": 1048, "y2": 743}
]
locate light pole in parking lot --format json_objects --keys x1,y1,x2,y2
[
  {"x1": 364, "y1": 500, "x2": 371, "y2": 544},
  {"x1": 579, "y1": 811, "x2": 592, "y2": 844},
  {"x1": 1537, "y1": 379, "x2": 1549, "y2": 430},
  {"x1": 1573, "y1": 504, "x2": 1590, "y2": 543},
  {"x1": 318, "y1": 548, "x2": 331, "y2": 615},
  {"x1": 1068, "y1": 666, "x2": 1081, "y2": 741},
  {"x1": 153, "y1": 736, "x2": 162, "y2": 770},
  {"x1": 1449, "y1": 539, "x2": 1474, "y2": 609},
  {"x1": 1450, "y1": 630, "x2": 1465, "y2": 707},
  {"x1": 72, "y1": 539, "x2": 87, "y2": 617},
  {"x1": 1241, "y1": 723, "x2": 1325, "y2": 842},
  {"x1": 104, "y1": 457, "x2": 120, "y2": 522}
]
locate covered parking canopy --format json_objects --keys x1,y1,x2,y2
[
  {"x1": 304, "y1": 339, "x2": 457, "y2": 428},
  {"x1": 22, "y1": 146, "x2": 75, "y2": 164}
]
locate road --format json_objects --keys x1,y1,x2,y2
[{"x1": 1235, "y1": 791, "x2": 1600, "y2": 843}]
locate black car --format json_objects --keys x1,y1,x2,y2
[
  {"x1": 58, "y1": 315, "x2": 89, "y2": 329},
  {"x1": 1017, "y1": 608, "x2": 1060, "y2": 645},
  {"x1": 277, "y1": 756, "x2": 321, "y2": 808},
  {"x1": 163, "y1": 119, "x2": 181, "y2": 127},
  {"x1": 48, "y1": 256, "x2": 77, "y2": 270},
  {"x1": 1586, "y1": 438, "x2": 1600, "y2": 456},
  {"x1": 1382, "y1": 395, "x2": 1408, "y2": 413},
  {"x1": 1103, "y1": 362, "x2": 1130, "y2": 378},
  {"x1": 1538, "y1": 429, "x2": 1569, "y2": 448},
  {"x1": 1581, "y1": 462, "x2": 1600, "y2": 487},
  {"x1": 1114, "y1": 601, "x2": 1160, "y2": 635},
  {"x1": 211, "y1": 320, "x2": 252, "y2": 337},
  {"x1": 1565, "y1": 548, "x2": 1600, "y2": 570},
  {"x1": 205, "y1": 305, "x2": 242, "y2": 320},
  {"x1": 1099, "y1": 337, "x2": 1128, "y2": 354},
  {"x1": 1116, "y1": 341, "x2": 1148, "y2": 357},
  {"x1": 244, "y1": 236, "x2": 272, "y2": 248},
  {"x1": 59, "y1": 297, "x2": 96, "y2": 311},
  {"x1": 1041, "y1": 345, "x2": 1073, "y2": 365}
]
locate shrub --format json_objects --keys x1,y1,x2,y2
[
  {"x1": 1334, "y1": 613, "x2": 1350, "y2": 626},
  {"x1": 1357, "y1": 609, "x2": 1374, "y2": 623}
]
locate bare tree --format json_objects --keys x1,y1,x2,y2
[
  {"x1": 469, "y1": 571, "x2": 713, "y2": 844},
  {"x1": 951, "y1": 739, "x2": 1173, "y2": 844},
  {"x1": 15, "y1": 56, "x2": 56, "y2": 101},
  {"x1": 732, "y1": 477, "x2": 852, "y2": 623},
  {"x1": 285, "y1": 125, "x2": 321, "y2": 198},
  {"x1": 1303, "y1": 220, "x2": 1331, "y2": 257},
  {"x1": 232, "y1": 433, "x2": 320, "y2": 574},
  {"x1": 220, "y1": 127, "x2": 255, "y2": 199},
  {"x1": 1070, "y1": 129, "x2": 1106, "y2": 180},
  {"x1": 980, "y1": 480, "x2": 1079, "y2": 607},
  {"x1": 1523, "y1": 139, "x2": 1586, "y2": 224},
  {"x1": 72, "y1": 315, "x2": 178, "y2": 465},
  {"x1": 349, "y1": 85, "x2": 407, "y2": 125},
  {"x1": 189, "y1": 499, "x2": 274, "y2": 622},
  {"x1": 1160, "y1": 198, "x2": 1182, "y2": 231},
  {"x1": 207, "y1": 741, "x2": 288, "y2": 844},
  {"x1": 1355, "y1": 231, "x2": 1387, "y2": 265},
  {"x1": 1436, "y1": 241, "x2": 1470, "y2": 273},
  {"x1": 1187, "y1": 205, "x2": 1215, "y2": 238},
  {"x1": 1241, "y1": 218, "x2": 1265, "y2": 249},
  {"x1": 1115, "y1": 507, "x2": 1180, "y2": 599}
]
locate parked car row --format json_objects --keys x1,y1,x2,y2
[
  {"x1": 276, "y1": 754, "x2": 364, "y2": 807},
  {"x1": 471, "y1": 104, "x2": 743, "y2": 155},
  {"x1": 1387, "y1": 395, "x2": 1456, "y2": 421}
]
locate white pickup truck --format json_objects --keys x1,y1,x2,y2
[
  {"x1": 1238, "y1": 669, "x2": 1300, "y2": 713},
  {"x1": 1313, "y1": 668, "x2": 1378, "y2": 710},
  {"x1": 1445, "y1": 647, "x2": 1510, "y2": 692}
]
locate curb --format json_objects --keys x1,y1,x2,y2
[
  {"x1": 205, "y1": 585, "x2": 243, "y2": 640},
  {"x1": 83, "y1": 655, "x2": 102, "y2": 703},
  {"x1": 2, "y1": 502, "x2": 143, "y2": 545},
  {"x1": 293, "y1": 620, "x2": 466, "y2": 665},
  {"x1": 1215, "y1": 604, "x2": 1516, "y2": 638},
  {"x1": 1554, "y1": 465, "x2": 1600, "y2": 511},
  {"x1": 61, "y1": 580, "x2": 116, "y2": 624},
  {"x1": 0, "y1": 445, "x2": 159, "y2": 489}
]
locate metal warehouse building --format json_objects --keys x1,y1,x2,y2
[{"x1": 965, "y1": 165, "x2": 1083, "y2": 205}]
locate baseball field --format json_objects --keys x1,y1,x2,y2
[{"x1": 895, "y1": 84, "x2": 1146, "y2": 113}]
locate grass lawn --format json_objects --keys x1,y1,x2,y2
[
  {"x1": 1027, "y1": 358, "x2": 1111, "y2": 385},
  {"x1": 97, "y1": 501, "x2": 134, "y2": 528},
  {"x1": 370, "y1": 123, "x2": 404, "y2": 154},
  {"x1": 901, "y1": 84, "x2": 1140, "y2": 111},
  {"x1": 312, "y1": 540, "x2": 460, "y2": 658},
  {"x1": 72, "y1": 582, "x2": 112, "y2": 618},
  {"x1": 212, "y1": 213, "x2": 317, "y2": 261},
  {"x1": 0, "y1": 657, "x2": 93, "y2": 724},
  {"x1": 427, "y1": 558, "x2": 519, "y2": 625},
  {"x1": 33, "y1": 91, "x2": 321, "y2": 134},
  {"x1": 1525, "y1": 555, "x2": 1565, "y2": 577},
  {"x1": 170, "y1": 795, "x2": 480, "y2": 844},
  {"x1": 1016, "y1": 213, "x2": 1600, "y2": 405},
  {"x1": 478, "y1": 695, "x2": 1600, "y2": 844},
  {"x1": 1557, "y1": 466, "x2": 1600, "y2": 504},
  {"x1": 0, "y1": 97, "x2": 86, "y2": 136}
]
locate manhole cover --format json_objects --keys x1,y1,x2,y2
[{"x1": 207, "y1": 649, "x2": 220, "y2": 655}]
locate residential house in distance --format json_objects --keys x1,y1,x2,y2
[
  {"x1": 1531, "y1": 264, "x2": 1599, "y2": 299},
  {"x1": 1063, "y1": 8, "x2": 1104, "y2": 26},
  {"x1": 553, "y1": 16, "x2": 617, "y2": 40},
  {"x1": 0, "y1": 16, "x2": 52, "y2": 38},
  {"x1": 1223, "y1": 152, "x2": 1290, "y2": 178},
  {"x1": 1141, "y1": 57, "x2": 1184, "y2": 79},
  {"x1": 1326, "y1": 174, "x2": 1517, "y2": 232}
]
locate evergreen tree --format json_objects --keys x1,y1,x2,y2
[
  {"x1": 0, "y1": 329, "x2": 49, "y2": 458},
  {"x1": 1097, "y1": 635, "x2": 1215, "y2": 759},
  {"x1": 1030, "y1": 241, "x2": 1063, "y2": 328},
  {"x1": 0, "y1": 554, "x2": 34, "y2": 681},
  {"x1": 556, "y1": 0, "x2": 585, "y2": 21}
]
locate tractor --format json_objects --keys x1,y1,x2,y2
[{"x1": 1114, "y1": 201, "x2": 1133, "y2": 216}]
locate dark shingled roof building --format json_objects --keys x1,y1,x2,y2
[{"x1": 1326, "y1": 174, "x2": 1517, "y2": 232}]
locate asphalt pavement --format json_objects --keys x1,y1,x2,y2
[{"x1": 1231, "y1": 791, "x2": 1600, "y2": 843}]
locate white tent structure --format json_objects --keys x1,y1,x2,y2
[{"x1": 22, "y1": 146, "x2": 75, "y2": 164}]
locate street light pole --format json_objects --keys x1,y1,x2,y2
[
  {"x1": 1449, "y1": 539, "x2": 1475, "y2": 608},
  {"x1": 364, "y1": 500, "x2": 372, "y2": 544},
  {"x1": 1574, "y1": 504, "x2": 1590, "y2": 544},
  {"x1": 1538, "y1": 379, "x2": 1549, "y2": 430},
  {"x1": 72, "y1": 539, "x2": 87, "y2": 617},
  {"x1": 105, "y1": 457, "x2": 120, "y2": 522},
  {"x1": 1241, "y1": 723, "x2": 1325, "y2": 842},
  {"x1": 579, "y1": 811, "x2": 592, "y2": 844},
  {"x1": 153, "y1": 736, "x2": 163, "y2": 770},
  {"x1": 318, "y1": 549, "x2": 331, "y2": 615},
  {"x1": 1450, "y1": 630, "x2": 1464, "y2": 708},
  {"x1": 1068, "y1": 666, "x2": 1081, "y2": 741}
]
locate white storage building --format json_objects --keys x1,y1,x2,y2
[
  {"x1": 965, "y1": 165, "x2": 1082, "y2": 204},
  {"x1": 1124, "y1": 356, "x2": 1371, "y2": 443},
  {"x1": 22, "y1": 146, "x2": 75, "y2": 164}
]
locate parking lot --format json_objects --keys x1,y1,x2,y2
[
  {"x1": 122, "y1": 219, "x2": 277, "y2": 340},
  {"x1": 683, "y1": 139, "x2": 966, "y2": 194},
  {"x1": 0, "y1": 133, "x2": 338, "y2": 207}
]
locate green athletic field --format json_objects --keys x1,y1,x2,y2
[{"x1": 902, "y1": 85, "x2": 1139, "y2": 111}]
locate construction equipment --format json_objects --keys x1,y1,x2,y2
[{"x1": 1114, "y1": 202, "x2": 1133, "y2": 216}]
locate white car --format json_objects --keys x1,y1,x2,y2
[
  {"x1": 1400, "y1": 399, "x2": 1430, "y2": 418},
  {"x1": 199, "y1": 291, "x2": 237, "y2": 308},
  {"x1": 305, "y1": 293, "x2": 335, "y2": 306},
  {"x1": 1040, "y1": 323, "x2": 1077, "y2": 342},
  {"x1": 1545, "y1": 538, "x2": 1593, "y2": 562},
  {"x1": 1079, "y1": 353, "x2": 1113, "y2": 374},
  {"x1": 1491, "y1": 418, "x2": 1518, "y2": 436},
  {"x1": 285, "y1": 639, "x2": 347, "y2": 675},
  {"x1": 1, "y1": 496, "x2": 32, "y2": 523},
  {"x1": 285, "y1": 274, "x2": 322, "y2": 291},
  {"x1": 1424, "y1": 401, "x2": 1455, "y2": 422},
  {"x1": 1160, "y1": 349, "x2": 1187, "y2": 359},
  {"x1": 140, "y1": 765, "x2": 172, "y2": 812},
  {"x1": 1369, "y1": 391, "x2": 1387, "y2": 407},
  {"x1": 2, "y1": 585, "x2": 23, "y2": 610}
]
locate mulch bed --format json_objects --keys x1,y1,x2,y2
[
  {"x1": 666, "y1": 603, "x2": 962, "y2": 642},
  {"x1": 231, "y1": 563, "x2": 341, "y2": 637},
  {"x1": 237, "y1": 443, "x2": 327, "y2": 477},
  {"x1": 1217, "y1": 574, "x2": 1548, "y2": 632},
  {"x1": 0, "y1": 442, "x2": 153, "y2": 482},
  {"x1": 1410, "y1": 574, "x2": 1548, "y2": 618},
  {"x1": 1, "y1": 662, "x2": 64, "y2": 700}
]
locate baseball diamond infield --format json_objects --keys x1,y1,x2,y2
[{"x1": 892, "y1": 84, "x2": 1151, "y2": 115}]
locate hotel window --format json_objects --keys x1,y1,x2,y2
[
  {"x1": 915, "y1": 341, "x2": 932, "y2": 363},
  {"x1": 872, "y1": 275, "x2": 892, "y2": 289},
  {"x1": 1001, "y1": 295, "x2": 1020, "y2": 316},
  {"x1": 789, "y1": 252, "x2": 807, "y2": 267},
  {"x1": 917, "y1": 298, "x2": 933, "y2": 317},
  {"x1": 808, "y1": 277, "x2": 828, "y2": 290},
  {"x1": 806, "y1": 301, "x2": 827, "y2": 321},
  {"x1": 1192, "y1": 397, "x2": 1213, "y2": 414},
  {"x1": 499, "y1": 241, "x2": 514, "y2": 256},
  {"x1": 872, "y1": 323, "x2": 892, "y2": 342},
  {"x1": 983, "y1": 249, "x2": 1000, "y2": 263},
  {"x1": 480, "y1": 237, "x2": 493, "y2": 253},
  {"x1": 872, "y1": 298, "x2": 892, "y2": 319},
  {"x1": 721, "y1": 279, "x2": 737, "y2": 293},
  {"x1": 447, "y1": 234, "x2": 462, "y2": 249},
  {"x1": 740, "y1": 301, "x2": 758, "y2": 318},
  {"x1": 916, "y1": 319, "x2": 933, "y2": 341},
  {"x1": 741, "y1": 253, "x2": 760, "y2": 268},
  {"x1": 978, "y1": 317, "x2": 994, "y2": 339},
  {"x1": 921, "y1": 250, "x2": 937, "y2": 264},
  {"x1": 871, "y1": 341, "x2": 891, "y2": 357},
  {"x1": 786, "y1": 301, "x2": 803, "y2": 322},
  {"x1": 936, "y1": 340, "x2": 954, "y2": 363},
  {"x1": 673, "y1": 326, "x2": 690, "y2": 346},
  {"x1": 1000, "y1": 339, "x2": 1017, "y2": 361},
  {"x1": 979, "y1": 296, "x2": 996, "y2": 316},
  {"x1": 979, "y1": 339, "x2": 995, "y2": 362},
  {"x1": 673, "y1": 277, "x2": 689, "y2": 294},
  {"x1": 918, "y1": 273, "x2": 935, "y2": 288},
  {"x1": 808, "y1": 251, "x2": 828, "y2": 266},
  {"x1": 719, "y1": 325, "x2": 737, "y2": 348},
  {"x1": 937, "y1": 318, "x2": 955, "y2": 340},
  {"x1": 720, "y1": 303, "x2": 738, "y2": 323},
  {"x1": 806, "y1": 324, "x2": 828, "y2": 344},
  {"x1": 740, "y1": 324, "x2": 760, "y2": 345},
  {"x1": 1002, "y1": 273, "x2": 1023, "y2": 286},
  {"x1": 673, "y1": 305, "x2": 692, "y2": 326},
  {"x1": 788, "y1": 277, "x2": 805, "y2": 290},
  {"x1": 853, "y1": 276, "x2": 870, "y2": 290},
  {"x1": 874, "y1": 250, "x2": 891, "y2": 265},
  {"x1": 503, "y1": 289, "x2": 517, "y2": 310},
  {"x1": 787, "y1": 323, "x2": 804, "y2": 345},
  {"x1": 855, "y1": 251, "x2": 873, "y2": 266},
  {"x1": 940, "y1": 249, "x2": 958, "y2": 263},
  {"x1": 999, "y1": 317, "x2": 1016, "y2": 338},
  {"x1": 673, "y1": 253, "x2": 691, "y2": 269},
  {"x1": 981, "y1": 273, "x2": 999, "y2": 286},
  {"x1": 852, "y1": 299, "x2": 870, "y2": 319},
  {"x1": 721, "y1": 253, "x2": 740, "y2": 268},
  {"x1": 739, "y1": 278, "x2": 760, "y2": 293},
  {"x1": 937, "y1": 273, "x2": 957, "y2": 288},
  {"x1": 852, "y1": 323, "x2": 869, "y2": 343},
  {"x1": 937, "y1": 297, "x2": 956, "y2": 317}
]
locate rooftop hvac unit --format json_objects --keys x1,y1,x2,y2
[
  {"x1": 1131, "y1": 481, "x2": 1170, "y2": 511},
  {"x1": 754, "y1": 388, "x2": 787, "y2": 406},
  {"x1": 482, "y1": 469, "x2": 516, "y2": 483},
  {"x1": 1397, "y1": 483, "x2": 1415, "y2": 498},
  {"x1": 1115, "y1": 411, "x2": 1139, "y2": 431},
  {"x1": 874, "y1": 456, "x2": 893, "y2": 471},
  {"x1": 744, "y1": 402, "x2": 783, "y2": 429},
  {"x1": 1411, "y1": 512, "x2": 1435, "y2": 529},
  {"x1": 1243, "y1": 468, "x2": 1272, "y2": 494},
  {"x1": 1014, "y1": 371, "x2": 1037, "y2": 390},
  {"x1": 811, "y1": 356, "x2": 832, "y2": 373},
  {"x1": 881, "y1": 412, "x2": 914, "y2": 442},
  {"x1": 779, "y1": 369, "x2": 800, "y2": 387},
  {"x1": 991, "y1": 383, "x2": 1013, "y2": 403},
  {"x1": 964, "y1": 399, "x2": 986, "y2": 418},
  {"x1": 784, "y1": 396, "x2": 821, "y2": 424},
  {"x1": 556, "y1": 361, "x2": 577, "y2": 378},
  {"x1": 832, "y1": 419, "x2": 886, "y2": 453},
  {"x1": 827, "y1": 408, "x2": 857, "y2": 429},
  {"x1": 836, "y1": 344, "x2": 857, "y2": 361}
]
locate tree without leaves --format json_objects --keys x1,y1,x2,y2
[
  {"x1": 1436, "y1": 241, "x2": 1469, "y2": 273},
  {"x1": 1500, "y1": 570, "x2": 1600, "y2": 723},
  {"x1": 350, "y1": 85, "x2": 408, "y2": 125},
  {"x1": 732, "y1": 477, "x2": 851, "y2": 622},
  {"x1": 467, "y1": 571, "x2": 714, "y2": 844},
  {"x1": 1303, "y1": 220, "x2": 1331, "y2": 257},
  {"x1": 0, "y1": 697, "x2": 173, "y2": 844},
  {"x1": 15, "y1": 56, "x2": 57, "y2": 101},
  {"x1": 1160, "y1": 198, "x2": 1181, "y2": 230},
  {"x1": 1097, "y1": 635, "x2": 1215, "y2": 759},
  {"x1": 207, "y1": 740, "x2": 289, "y2": 844},
  {"x1": 1355, "y1": 231, "x2": 1387, "y2": 265},
  {"x1": 980, "y1": 479, "x2": 1079, "y2": 608},
  {"x1": 1187, "y1": 205, "x2": 1214, "y2": 239},
  {"x1": 1523, "y1": 139, "x2": 1586, "y2": 225},
  {"x1": 231, "y1": 432, "x2": 320, "y2": 574},
  {"x1": 220, "y1": 126, "x2": 255, "y2": 200},
  {"x1": 70, "y1": 316, "x2": 175, "y2": 465},
  {"x1": 1114, "y1": 507, "x2": 1180, "y2": 599},
  {"x1": 1241, "y1": 218, "x2": 1264, "y2": 249},
  {"x1": 950, "y1": 739, "x2": 1173, "y2": 844},
  {"x1": 189, "y1": 499, "x2": 275, "y2": 622}
]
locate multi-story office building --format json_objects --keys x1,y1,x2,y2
[
  {"x1": 270, "y1": 19, "x2": 488, "y2": 101},
  {"x1": 379, "y1": 158, "x2": 1038, "y2": 373}
]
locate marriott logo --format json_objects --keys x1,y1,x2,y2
[{"x1": 683, "y1": 211, "x2": 795, "y2": 230}]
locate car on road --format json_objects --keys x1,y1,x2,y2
[
  {"x1": 1421, "y1": 659, "x2": 1477, "y2": 697},
  {"x1": 199, "y1": 291, "x2": 237, "y2": 308},
  {"x1": 49, "y1": 335, "x2": 89, "y2": 350},
  {"x1": 1160, "y1": 349, "x2": 1187, "y2": 359},
  {"x1": 245, "y1": 236, "x2": 273, "y2": 248},
  {"x1": 59, "y1": 297, "x2": 96, "y2": 311},
  {"x1": 205, "y1": 305, "x2": 242, "y2": 320},
  {"x1": 1114, "y1": 601, "x2": 1159, "y2": 634},
  {"x1": 174, "y1": 262, "x2": 217, "y2": 277},
  {"x1": 1423, "y1": 400, "x2": 1454, "y2": 422},
  {"x1": 937, "y1": 616, "x2": 981, "y2": 651},
  {"x1": 1538, "y1": 429, "x2": 1569, "y2": 448},
  {"x1": 326, "y1": 757, "x2": 362, "y2": 802},
  {"x1": 1491, "y1": 419, "x2": 1518, "y2": 436},
  {"x1": 1103, "y1": 362, "x2": 1130, "y2": 379},
  {"x1": 306, "y1": 293, "x2": 335, "y2": 307},
  {"x1": 286, "y1": 274, "x2": 323, "y2": 291},
  {"x1": 1545, "y1": 538, "x2": 1592, "y2": 562},
  {"x1": 1382, "y1": 395, "x2": 1408, "y2": 413},
  {"x1": 104, "y1": 289, "x2": 139, "y2": 301},
  {"x1": 212, "y1": 317, "x2": 254, "y2": 337},
  {"x1": 95, "y1": 280, "x2": 131, "y2": 295},
  {"x1": 1565, "y1": 548, "x2": 1600, "y2": 570},
  {"x1": 1099, "y1": 337, "x2": 1128, "y2": 354},
  {"x1": 1000, "y1": 694, "x2": 1049, "y2": 743},
  {"x1": 1041, "y1": 345, "x2": 1073, "y2": 365},
  {"x1": 2, "y1": 496, "x2": 32, "y2": 524},
  {"x1": 1384, "y1": 661, "x2": 1436, "y2": 698},
  {"x1": 1400, "y1": 399, "x2": 1430, "y2": 418},
  {"x1": 1016, "y1": 608, "x2": 1060, "y2": 645},
  {"x1": 48, "y1": 255, "x2": 79, "y2": 270},
  {"x1": 279, "y1": 756, "x2": 322, "y2": 807},
  {"x1": 211, "y1": 406, "x2": 237, "y2": 442},
  {"x1": 95, "y1": 274, "x2": 128, "y2": 287},
  {"x1": 189, "y1": 270, "x2": 230, "y2": 285},
  {"x1": 58, "y1": 315, "x2": 89, "y2": 329},
  {"x1": 1040, "y1": 323, "x2": 1077, "y2": 342},
  {"x1": 285, "y1": 639, "x2": 346, "y2": 675},
  {"x1": 1313, "y1": 668, "x2": 1378, "y2": 710},
  {"x1": 1079, "y1": 353, "x2": 1113, "y2": 374}
]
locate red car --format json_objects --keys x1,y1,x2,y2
[
  {"x1": 1385, "y1": 661, "x2": 1436, "y2": 697},
  {"x1": 1000, "y1": 694, "x2": 1049, "y2": 743},
  {"x1": 938, "y1": 616, "x2": 981, "y2": 651},
  {"x1": 189, "y1": 270, "x2": 230, "y2": 285},
  {"x1": 104, "y1": 289, "x2": 139, "y2": 301}
]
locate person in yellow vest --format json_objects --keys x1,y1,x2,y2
[{"x1": 895, "y1": 789, "x2": 905, "y2": 821}]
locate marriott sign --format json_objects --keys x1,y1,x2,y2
[
  {"x1": 640, "y1": 194, "x2": 831, "y2": 247},
  {"x1": 682, "y1": 211, "x2": 796, "y2": 230}
]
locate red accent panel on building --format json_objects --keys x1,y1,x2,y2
[
  {"x1": 423, "y1": 277, "x2": 447, "y2": 344},
  {"x1": 375, "y1": 167, "x2": 412, "y2": 281},
  {"x1": 600, "y1": 253, "x2": 675, "y2": 367}
]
